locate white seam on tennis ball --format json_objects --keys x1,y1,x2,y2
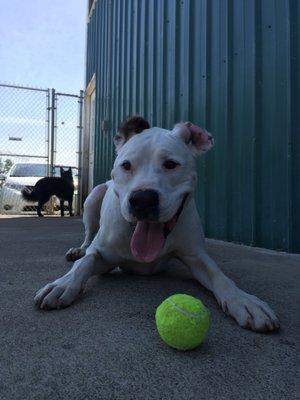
[{"x1": 167, "y1": 299, "x2": 207, "y2": 319}]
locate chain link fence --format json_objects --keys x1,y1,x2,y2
[{"x1": 0, "y1": 83, "x2": 83, "y2": 216}]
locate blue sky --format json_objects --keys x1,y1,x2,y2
[{"x1": 0, "y1": 0, "x2": 86, "y2": 94}]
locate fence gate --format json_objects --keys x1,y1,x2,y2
[{"x1": 0, "y1": 83, "x2": 83, "y2": 216}]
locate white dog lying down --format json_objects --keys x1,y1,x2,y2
[{"x1": 35, "y1": 117, "x2": 279, "y2": 332}]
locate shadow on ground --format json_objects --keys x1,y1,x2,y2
[{"x1": 0, "y1": 217, "x2": 298, "y2": 400}]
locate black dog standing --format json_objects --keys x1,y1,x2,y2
[{"x1": 21, "y1": 167, "x2": 74, "y2": 217}]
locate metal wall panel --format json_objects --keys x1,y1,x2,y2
[{"x1": 86, "y1": 0, "x2": 300, "y2": 253}]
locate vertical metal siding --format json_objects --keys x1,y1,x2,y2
[
  {"x1": 86, "y1": 0, "x2": 300, "y2": 253},
  {"x1": 290, "y1": 0, "x2": 300, "y2": 253}
]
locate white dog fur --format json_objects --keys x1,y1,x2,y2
[{"x1": 36, "y1": 122, "x2": 279, "y2": 332}]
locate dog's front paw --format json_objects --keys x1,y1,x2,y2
[
  {"x1": 34, "y1": 275, "x2": 83, "y2": 310},
  {"x1": 220, "y1": 290, "x2": 280, "y2": 332},
  {"x1": 65, "y1": 247, "x2": 86, "y2": 261}
]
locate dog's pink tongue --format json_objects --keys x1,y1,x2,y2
[{"x1": 130, "y1": 221, "x2": 165, "y2": 263}]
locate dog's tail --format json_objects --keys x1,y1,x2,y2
[{"x1": 21, "y1": 187, "x2": 38, "y2": 202}]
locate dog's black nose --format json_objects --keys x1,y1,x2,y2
[{"x1": 129, "y1": 189, "x2": 159, "y2": 220}]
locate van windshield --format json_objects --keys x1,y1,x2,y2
[
  {"x1": 10, "y1": 164, "x2": 48, "y2": 177},
  {"x1": 10, "y1": 164, "x2": 78, "y2": 177}
]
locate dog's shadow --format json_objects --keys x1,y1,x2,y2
[{"x1": 82, "y1": 260, "x2": 216, "y2": 311}]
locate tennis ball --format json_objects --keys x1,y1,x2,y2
[{"x1": 155, "y1": 294, "x2": 210, "y2": 350}]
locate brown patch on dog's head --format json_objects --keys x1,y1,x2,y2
[
  {"x1": 114, "y1": 116, "x2": 150, "y2": 153},
  {"x1": 118, "y1": 116, "x2": 150, "y2": 139}
]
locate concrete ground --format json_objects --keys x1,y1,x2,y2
[{"x1": 0, "y1": 217, "x2": 298, "y2": 400}]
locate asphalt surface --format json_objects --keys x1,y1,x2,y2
[{"x1": 0, "y1": 216, "x2": 298, "y2": 400}]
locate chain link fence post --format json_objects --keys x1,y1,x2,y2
[{"x1": 46, "y1": 89, "x2": 57, "y2": 215}]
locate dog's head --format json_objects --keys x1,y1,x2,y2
[
  {"x1": 111, "y1": 121, "x2": 214, "y2": 263},
  {"x1": 60, "y1": 167, "x2": 73, "y2": 181}
]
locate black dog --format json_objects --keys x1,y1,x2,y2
[{"x1": 21, "y1": 167, "x2": 74, "y2": 217}]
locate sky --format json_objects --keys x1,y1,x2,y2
[{"x1": 0, "y1": 0, "x2": 86, "y2": 94}]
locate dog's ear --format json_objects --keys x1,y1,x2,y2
[
  {"x1": 172, "y1": 122, "x2": 214, "y2": 155},
  {"x1": 113, "y1": 133, "x2": 126, "y2": 153},
  {"x1": 114, "y1": 116, "x2": 150, "y2": 153},
  {"x1": 119, "y1": 116, "x2": 150, "y2": 137}
]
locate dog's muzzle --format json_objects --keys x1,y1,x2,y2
[{"x1": 129, "y1": 193, "x2": 189, "y2": 263}]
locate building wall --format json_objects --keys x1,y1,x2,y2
[{"x1": 86, "y1": 0, "x2": 300, "y2": 253}]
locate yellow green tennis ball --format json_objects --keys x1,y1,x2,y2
[{"x1": 155, "y1": 294, "x2": 210, "y2": 350}]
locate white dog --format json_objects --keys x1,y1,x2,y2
[{"x1": 35, "y1": 118, "x2": 279, "y2": 332}]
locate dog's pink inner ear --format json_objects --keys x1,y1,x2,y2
[
  {"x1": 184, "y1": 122, "x2": 212, "y2": 151},
  {"x1": 114, "y1": 134, "x2": 122, "y2": 142},
  {"x1": 113, "y1": 134, "x2": 126, "y2": 153}
]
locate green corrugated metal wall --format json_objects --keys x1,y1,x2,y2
[{"x1": 86, "y1": 0, "x2": 300, "y2": 253}]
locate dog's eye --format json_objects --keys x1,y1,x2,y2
[
  {"x1": 163, "y1": 160, "x2": 180, "y2": 170},
  {"x1": 121, "y1": 161, "x2": 131, "y2": 171}
]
